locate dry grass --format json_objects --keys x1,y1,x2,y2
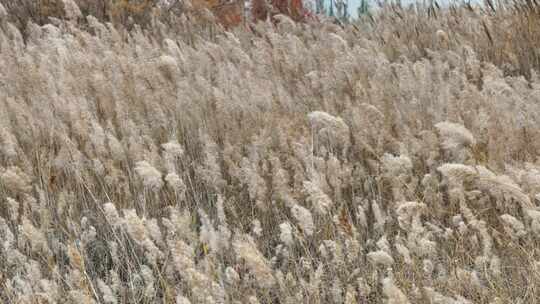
[
  {"x1": 1, "y1": 1, "x2": 540, "y2": 303},
  {"x1": 362, "y1": 0, "x2": 540, "y2": 78},
  {"x1": 0, "y1": 0, "x2": 221, "y2": 31}
]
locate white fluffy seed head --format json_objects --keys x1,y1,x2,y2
[
  {"x1": 382, "y1": 275, "x2": 410, "y2": 304},
  {"x1": 162, "y1": 140, "x2": 184, "y2": 157},
  {"x1": 123, "y1": 209, "x2": 147, "y2": 245},
  {"x1": 6, "y1": 197, "x2": 19, "y2": 221},
  {"x1": 382, "y1": 153, "x2": 413, "y2": 175},
  {"x1": 367, "y1": 250, "x2": 394, "y2": 267},
  {"x1": 252, "y1": 219, "x2": 263, "y2": 237},
  {"x1": 291, "y1": 204, "x2": 315, "y2": 236},
  {"x1": 436, "y1": 29, "x2": 449, "y2": 43},
  {"x1": 135, "y1": 161, "x2": 163, "y2": 190},
  {"x1": 97, "y1": 279, "x2": 117, "y2": 304},
  {"x1": 224, "y1": 266, "x2": 240, "y2": 284},
  {"x1": 435, "y1": 121, "x2": 476, "y2": 150},
  {"x1": 303, "y1": 180, "x2": 334, "y2": 215},
  {"x1": 165, "y1": 172, "x2": 186, "y2": 196},
  {"x1": 500, "y1": 214, "x2": 526, "y2": 238},
  {"x1": 279, "y1": 222, "x2": 294, "y2": 246},
  {"x1": 103, "y1": 202, "x2": 121, "y2": 227},
  {"x1": 233, "y1": 235, "x2": 276, "y2": 288},
  {"x1": 437, "y1": 163, "x2": 477, "y2": 185},
  {"x1": 308, "y1": 111, "x2": 349, "y2": 134},
  {"x1": 307, "y1": 111, "x2": 350, "y2": 147},
  {"x1": 176, "y1": 295, "x2": 191, "y2": 304},
  {"x1": 395, "y1": 242, "x2": 412, "y2": 265},
  {"x1": 62, "y1": 0, "x2": 82, "y2": 20},
  {"x1": 0, "y1": 166, "x2": 32, "y2": 193}
]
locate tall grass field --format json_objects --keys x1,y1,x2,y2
[{"x1": 1, "y1": 0, "x2": 540, "y2": 303}]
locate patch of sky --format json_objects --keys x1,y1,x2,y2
[{"x1": 312, "y1": 0, "x2": 484, "y2": 20}]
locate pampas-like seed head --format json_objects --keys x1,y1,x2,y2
[
  {"x1": 135, "y1": 161, "x2": 163, "y2": 190},
  {"x1": 435, "y1": 121, "x2": 475, "y2": 150},
  {"x1": 367, "y1": 250, "x2": 395, "y2": 267},
  {"x1": 279, "y1": 222, "x2": 294, "y2": 246},
  {"x1": 291, "y1": 203, "x2": 315, "y2": 236},
  {"x1": 62, "y1": 0, "x2": 82, "y2": 20},
  {"x1": 233, "y1": 235, "x2": 276, "y2": 288}
]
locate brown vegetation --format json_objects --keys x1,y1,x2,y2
[{"x1": 2, "y1": 1, "x2": 540, "y2": 303}]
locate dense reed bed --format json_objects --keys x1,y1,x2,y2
[{"x1": 2, "y1": 1, "x2": 540, "y2": 303}]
